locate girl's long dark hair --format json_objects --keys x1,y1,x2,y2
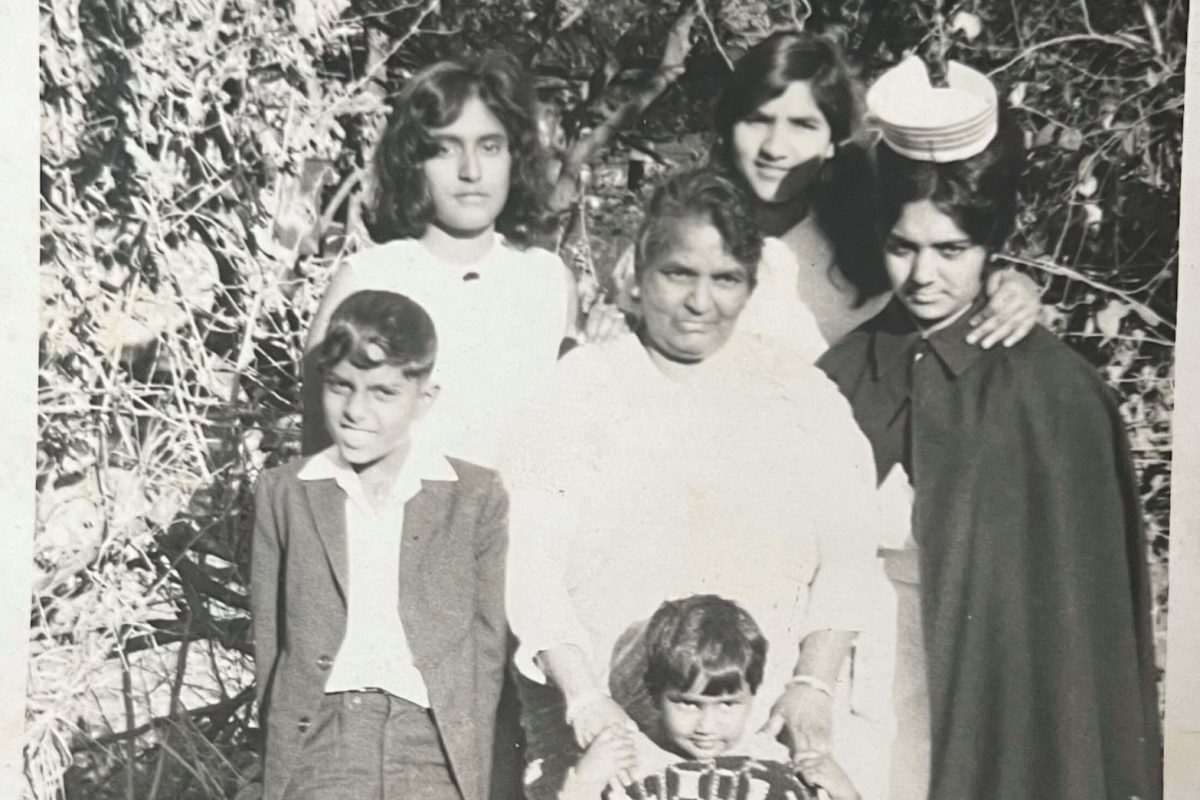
[
  {"x1": 367, "y1": 51, "x2": 550, "y2": 247},
  {"x1": 711, "y1": 32, "x2": 889, "y2": 303}
]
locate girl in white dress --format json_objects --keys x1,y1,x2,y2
[{"x1": 302, "y1": 52, "x2": 587, "y2": 468}]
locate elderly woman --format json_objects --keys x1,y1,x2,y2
[
  {"x1": 819, "y1": 59, "x2": 1162, "y2": 800},
  {"x1": 503, "y1": 167, "x2": 898, "y2": 799}
]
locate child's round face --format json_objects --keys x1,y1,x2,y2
[
  {"x1": 322, "y1": 358, "x2": 435, "y2": 471},
  {"x1": 422, "y1": 95, "x2": 513, "y2": 237},
  {"x1": 884, "y1": 199, "x2": 989, "y2": 327},
  {"x1": 657, "y1": 679, "x2": 753, "y2": 760}
]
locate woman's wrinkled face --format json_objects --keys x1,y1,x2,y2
[
  {"x1": 884, "y1": 199, "x2": 989, "y2": 327},
  {"x1": 731, "y1": 81, "x2": 834, "y2": 205},
  {"x1": 637, "y1": 216, "x2": 752, "y2": 367}
]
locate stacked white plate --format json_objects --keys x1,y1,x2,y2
[{"x1": 867, "y1": 57, "x2": 999, "y2": 162}]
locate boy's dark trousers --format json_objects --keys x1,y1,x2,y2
[{"x1": 284, "y1": 691, "x2": 459, "y2": 800}]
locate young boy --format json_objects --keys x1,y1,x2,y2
[
  {"x1": 560, "y1": 596, "x2": 860, "y2": 800},
  {"x1": 251, "y1": 289, "x2": 509, "y2": 800}
]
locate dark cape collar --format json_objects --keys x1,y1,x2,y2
[{"x1": 868, "y1": 296, "x2": 989, "y2": 417}]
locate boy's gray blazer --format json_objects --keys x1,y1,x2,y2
[{"x1": 250, "y1": 455, "x2": 509, "y2": 800}]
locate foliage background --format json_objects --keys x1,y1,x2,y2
[{"x1": 36, "y1": 0, "x2": 1183, "y2": 798}]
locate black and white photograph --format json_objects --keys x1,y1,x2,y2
[{"x1": 10, "y1": 0, "x2": 1200, "y2": 798}]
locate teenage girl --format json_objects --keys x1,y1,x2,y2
[{"x1": 302, "y1": 51, "x2": 619, "y2": 468}]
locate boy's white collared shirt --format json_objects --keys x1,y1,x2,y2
[{"x1": 298, "y1": 440, "x2": 459, "y2": 706}]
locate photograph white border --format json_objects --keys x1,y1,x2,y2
[
  {"x1": 1, "y1": 0, "x2": 41, "y2": 796},
  {"x1": 5, "y1": 2, "x2": 1199, "y2": 797}
]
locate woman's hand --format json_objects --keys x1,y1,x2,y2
[
  {"x1": 568, "y1": 726, "x2": 639, "y2": 796},
  {"x1": 567, "y1": 693, "x2": 636, "y2": 749},
  {"x1": 793, "y1": 750, "x2": 860, "y2": 800},
  {"x1": 579, "y1": 299, "x2": 631, "y2": 344},
  {"x1": 759, "y1": 683, "x2": 834, "y2": 755},
  {"x1": 967, "y1": 269, "x2": 1041, "y2": 348},
  {"x1": 536, "y1": 644, "x2": 633, "y2": 749},
  {"x1": 564, "y1": 264, "x2": 631, "y2": 345}
]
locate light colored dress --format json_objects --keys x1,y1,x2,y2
[
  {"x1": 502, "y1": 331, "x2": 903, "y2": 798},
  {"x1": 611, "y1": 224, "x2": 923, "y2": 799},
  {"x1": 778, "y1": 213, "x2": 890, "y2": 346},
  {"x1": 335, "y1": 233, "x2": 569, "y2": 468}
]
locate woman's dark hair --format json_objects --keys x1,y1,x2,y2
[
  {"x1": 876, "y1": 113, "x2": 1025, "y2": 254},
  {"x1": 710, "y1": 33, "x2": 888, "y2": 303},
  {"x1": 644, "y1": 595, "x2": 768, "y2": 699},
  {"x1": 316, "y1": 290, "x2": 437, "y2": 379},
  {"x1": 367, "y1": 51, "x2": 549, "y2": 247},
  {"x1": 635, "y1": 167, "x2": 764, "y2": 289}
]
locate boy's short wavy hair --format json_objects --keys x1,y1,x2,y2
[
  {"x1": 643, "y1": 595, "x2": 768, "y2": 699},
  {"x1": 634, "y1": 168, "x2": 764, "y2": 290},
  {"x1": 367, "y1": 51, "x2": 549, "y2": 247},
  {"x1": 316, "y1": 290, "x2": 437, "y2": 380}
]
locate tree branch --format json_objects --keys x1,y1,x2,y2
[
  {"x1": 121, "y1": 663, "x2": 137, "y2": 800},
  {"x1": 988, "y1": 33, "x2": 1147, "y2": 77},
  {"x1": 696, "y1": 1, "x2": 733, "y2": 70},
  {"x1": 119, "y1": 617, "x2": 252, "y2": 658},
  {"x1": 89, "y1": 686, "x2": 256, "y2": 748},
  {"x1": 549, "y1": 1, "x2": 700, "y2": 212},
  {"x1": 997, "y1": 253, "x2": 1175, "y2": 331},
  {"x1": 172, "y1": 555, "x2": 250, "y2": 612}
]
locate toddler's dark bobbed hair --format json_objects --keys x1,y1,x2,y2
[
  {"x1": 316, "y1": 290, "x2": 437, "y2": 380},
  {"x1": 368, "y1": 51, "x2": 549, "y2": 246},
  {"x1": 643, "y1": 595, "x2": 768, "y2": 699}
]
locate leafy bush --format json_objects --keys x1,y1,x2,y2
[{"x1": 36, "y1": 1, "x2": 1179, "y2": 798}]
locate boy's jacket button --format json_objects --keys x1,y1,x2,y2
[
  {"x1": 297, "y1": 717, "x2": 311, "y2": 733},
  {"x1": 317, "y1": 655, "x2": 333, "y2": 670}
]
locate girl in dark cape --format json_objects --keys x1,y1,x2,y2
[{"x1": 818, "y1": 58, "x2": 1161, "y2": 800}]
